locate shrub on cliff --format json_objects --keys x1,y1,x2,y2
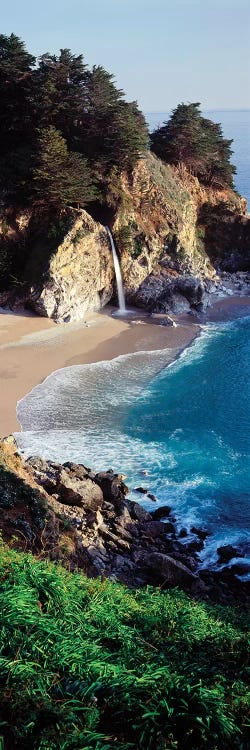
[
  {"x1": 150, "y1": 103, "x2": 236, "y2": 189},
  {"x1": 0, "y1": 539, "x2": 248, "y2": 750}
]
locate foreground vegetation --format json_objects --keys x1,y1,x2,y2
[{"x1": 0, "y1": 539, "x2": 249, "y2": 749}]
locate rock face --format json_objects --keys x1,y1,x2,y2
[
  {"x1": 1, "y1": 153, "x2": 249, "y2": 320},
  {"x1": 128, "y1": 269, "x2": 204, "y2": 313},
  {"x1": 0, "y1": 441, "x2": 249, "y2": 605},
  {"x1": 112, "y1": 153, "x2": 248, "y2": 312},
  {"x1": 27, "y1": 212, "x2": 114, "y2": 322}
]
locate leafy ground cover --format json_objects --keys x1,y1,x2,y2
[{"x1": 0, "y1": 539, "x2": 249, "y2": 749}]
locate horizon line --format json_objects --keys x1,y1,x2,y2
[{"x1": 145, "y1": 108, "x2": 250, "y2": 113}]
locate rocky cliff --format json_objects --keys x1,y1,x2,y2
[
  {"x1": 0, "y1": 153, "x2": 249, "y2": 320},
  {"x1": 28, "y1": 212, "x2": 114, "y2": 321},
  {"x1": 113, "y1": 153, "x2": 249, "y2": 312}
]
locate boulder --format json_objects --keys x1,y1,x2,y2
[
  {"x1": 128, "y1": 270, "x2": 205, "y2": 314},
  {"x1": 55, "y1": 469, "x2": 103, "y2": 510},
  {"x1": 190, "y1": 526, "x2": 209, "y2": 540},
  {"x1": 28, "y1": 458, "x2": 103, "y2": 511},
  {"x1": 134, "y1": 551, "x2": 200, "y2": 590},
  {"x1": 151, "y1": 505, "x2": 172, "y2": 520},
  {"x1": 95, "y1": 470, "x2": 129, "y2": 513},
  {"x1": 217, "y1": 545, "x2": 241, "y2": 563},
  {"x1": 174, "y1": 276, "x2": 204, "y2": 306}
]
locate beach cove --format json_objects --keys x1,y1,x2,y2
[
  {"x1": 1, "y1": 295, "x2": 249, "y2": 440},
  {"x1": 0, "y1": 306, "x2": 199, "y2": 438}
]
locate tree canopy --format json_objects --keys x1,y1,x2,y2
[
  {"x1": 0, "y1": 34, "x2": 148, "y2": 210},
  {"x1": 150, "y1": 103, "x2": 236, "y2": 188},
  {"x1": 0, "y1": 38, "x2": 238, "y2": 210}
]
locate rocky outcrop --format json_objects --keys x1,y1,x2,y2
[
  {"x1": 128, "y1": 269, "x2": 205, "y2": 313},
  {"x1": 0, "y1": 153, "x2": 249, "y2": 319},
  {"x1": 0, "y1": 209, "x2": 115, "y2": 321},
  {"x1": 112, "y1": 153, "x2": 248, "y2": 312},
  {"x1": 0, "y1": 440, "x2": 249, "y2": 605},
  {"x1": 27, "y1": 211, "x2": 114, "y2": 322}
]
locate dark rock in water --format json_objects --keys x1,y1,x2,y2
[
  {"x1": 163, "y1": 521, "x2": 176, "y2": 535},
  {"x1": 147, "y1": 492, "x2": 157, "y2": 501},
  {"x1": 134, "y1": 486, "x2": 148, "y2": 494},
  {"x1": 151, "y1": 505, "x2": 171, "y2": 520},
  {"x1": 230, "y1": 561, "x2": 249, "y2": 577},
  {"x1": 179, "y1": 528, "x2": 188, "y2": 538},
  {"x1": 217, "y1": 544, "x2": 242, "y2": 563},
  {"x1": 190, "y1": 526, "x2": 209, "y2": 541},
  {"x1": 186, "y1": 539, "x2": 204, "y2": 553}
]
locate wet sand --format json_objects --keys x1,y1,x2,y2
[{"x1": 0, "y1": 307, "x2": 198, "y2": 437}]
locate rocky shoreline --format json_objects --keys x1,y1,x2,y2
[{"x1": 1, "y1": 440, "x2": 248, "y2": 607}]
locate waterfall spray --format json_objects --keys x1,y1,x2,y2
[{"x1": 106, "y1": 226, "x2": 126, "y2": 313}]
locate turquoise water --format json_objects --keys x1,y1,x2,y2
[
  {"x1": 125, "y1": 315, "x2": 250, "y2": 569},
  {"x1": 16, "y1": 312, "x2": 250, "y2": 573},
  {"x1": 146, "y1": 110, "x2": 250, "y2": 208}
]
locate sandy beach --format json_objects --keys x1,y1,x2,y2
[
  {"x1": 1, "y1": 295, "x2": 249, "y2": 438},
  {"x1": 0, "y1": 306, "x2": 200, "y2": 437}
]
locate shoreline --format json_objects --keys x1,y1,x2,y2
[
  {"x1": 1, "y1": 306, "x2": 199, "y2": 438},
  {"x1": 0, "y1": 295, "x2": 249, "y2": 438}
]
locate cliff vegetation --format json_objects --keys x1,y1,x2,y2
[{"x1": 0, "y1": 33, "x2": 249, "y2": 319}]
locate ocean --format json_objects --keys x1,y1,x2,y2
[{"x1": 146, "y1": 110, "x2": 250, "y2": 209}]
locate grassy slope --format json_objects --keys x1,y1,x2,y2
[{"x1": 0, "y1": 539, "x2": 249, "y2": 750}]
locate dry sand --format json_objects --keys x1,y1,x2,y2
[{"x1": 0, "y1": 307, "x2": 198, "y2": 437}]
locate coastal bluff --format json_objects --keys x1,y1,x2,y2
[
  {"x1": 0, "y1": 153, "x2": 249, "y2": 321},
  {"x1": 0, "y1": 438, "x2": 248, "y2": 606}
]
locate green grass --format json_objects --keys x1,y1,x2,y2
[{"x1": 0, "y1": 539, "x2": 249, "y2": 749}]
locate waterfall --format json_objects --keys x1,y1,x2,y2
[{"x1": 106, "y1": 226, "x2": 126, "y2": 313}]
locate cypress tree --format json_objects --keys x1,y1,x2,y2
[
  {"x1": 33, "y1": 126, "x2": 95, "y2": 209},
  {"x1": 150, "y1": 103, "x2": 236, "y2": 188},
  {"x1": 0, "y1": 34, "x2": 36, "y2": 202}
]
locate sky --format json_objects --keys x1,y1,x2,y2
[{"x1": 1, "y1": 0, "x2": 250, "y2": 111}]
